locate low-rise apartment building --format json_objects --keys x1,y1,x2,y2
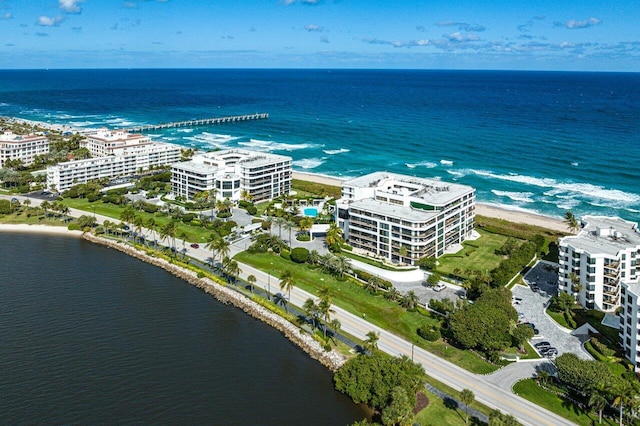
[
  {"x1": 335, "y1": 172, "x2": 476, "y2": 265},
  {"x1": 558, "y1": 216, "x2": 640, "y2": 311},
  {"x1": 47, "y1": 138, "x2": 180, "y2": 192},
  {"x1": 619, "y1": 282, "x2": 640, "y2": 372},
  {"x1": 0, "y1": 130, "x2": 49, "y2": 168},
  {"x1": 171, "y1": 149, "x2": 292, "y2": 202},
  {"x1": 80, "y1": 128, "x2": 152, "y2": 156}
]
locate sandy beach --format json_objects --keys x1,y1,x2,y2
[
  {"x1": 0, "y1": 223, "x2": 83, "y2": 236},
  {"x1": 293, "y1": 171, "x2": 569, "y2": 234}
]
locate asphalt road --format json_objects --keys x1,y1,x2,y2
[{"x1": 0, "y1": 194, "x2": 577, "y2": 426}]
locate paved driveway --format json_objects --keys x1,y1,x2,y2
[{"x1": 513, "y1": 263, "x2": 591, "y2": 360}]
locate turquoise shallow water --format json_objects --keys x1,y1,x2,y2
[{"x1": 0, "y1": 69, "x2": 638, "y2": 222}]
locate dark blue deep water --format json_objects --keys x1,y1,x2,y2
[
  {"x1": 0, "y1": 69, "x2": 639, "y2": 222},
  {"x1": 0, "y1": 233, "x2": 365, "y2": 424}
]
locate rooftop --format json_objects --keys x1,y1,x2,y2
[
  {"x1": 562, "y1": 215, "x2": 640, "y2": 255},
  {"x1": 350, "y1": 198, "x2": 438, "y2": 222},
  {"x1": 343, "y1": 171, "x2": 473, "y2": 205},
  {"x1": 0, "y1": 130, "x2": 47, "y2": 143},
  {"x1": 195, "y1": 149, "x2": 291, "y2": 167}
]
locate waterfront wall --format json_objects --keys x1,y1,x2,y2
[{"x1": 82, "y1": 234, "x2": 347, "y2": 371}]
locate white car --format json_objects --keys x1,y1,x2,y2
[{"x1": 433, "y1": 283, "x2": 446, "y2": 292}]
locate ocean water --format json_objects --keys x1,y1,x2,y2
[
  {"x1": 0, "y1": 233, "x2": 364, "y2": 424},
  {"x1": 0, "y1": 69, "x2": 638, "y2": 223}
]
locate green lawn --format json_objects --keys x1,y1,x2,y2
[
  {"x1": 60, "y1": 198, "x2": 217, "y2": 243},
  {"x1": 234, "y1": 251, "x2": 498, "y2": 374},
  {"x1": 423, "y1": 376, "x2": 493, "y2": 418},
  {"x1": 414, "y1": 390, "x2": 476, "y2": 426},
  {"x1": 0, "y1": 211, "x2": 67, "y2": 226},
  {"x1": 513, "y1": 379, "x2": 616, "y2": 426},
  {"x1": 435, "y1": 229, "x2": 512, "y2": 278}
]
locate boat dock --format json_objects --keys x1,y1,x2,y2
[{"x1": 126, "y1": 113, "x2": 268, "y2": 133}]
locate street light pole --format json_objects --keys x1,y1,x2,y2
[{"x1": 267, "y1": 270, "x2": 272, "y2": 300}]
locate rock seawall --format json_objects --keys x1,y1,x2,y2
[{"x1": 83, "y1": 234, "x2": 347, "y2": 371}]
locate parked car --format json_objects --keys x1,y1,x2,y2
[
  {"x1": 190, "y1": 243, "x2": 200, "y2": 249},
  {"x1": 512, "y1": 297, "x2": 523, "y2": 305},
  {"x1": 534, "y1": 341, "x2": 551, "y2": 349},
  {"x1": 433, "y1": 283, "x2": 446, "y2": 292},
  {"x1": 542, "y1": 348, "x2": 558, "y2": 357},
  {"x1": 531, "y1": 284, "x2": 540, "y2": 292}
]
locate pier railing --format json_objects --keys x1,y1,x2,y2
[{"x1": 125, "y1": 113, "x2": 268, "y2": 133}]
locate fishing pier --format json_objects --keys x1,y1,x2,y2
[{"x1": 126, "y1": 113, "x2": 268, "y2": 133}]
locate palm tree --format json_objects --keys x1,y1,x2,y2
[
  {"x1": 318, "y1": 298, "x2": 335, "y2": 339},
  {"x1": 240, "y1": 189, "x2": 253, "y2": 203},
  {"x1": 274, "y1": 216, "x2": 286, "y2": 238},
  {"x1": 40, "y1": 200, "x2": 51, "y2": 219},
  {"x1": 303, "y1": 298, "x2": 320, "y2": 330},
  {"x1": 205, "y1": 234, "x2": 229, "y2": 268},
  {"x1": 133, "y1": 215, "x2": 145, "y2": 244},
  {"x1": 222, "y1": 257, "x2": 241, "y2": 284},
  {"x1": 460, "y1": 389, "x2": 475, "y2": 424},
  {"x1": 364, "y1": 331, "x2": 379, "y2": 353},
  {"x1": 365, "y1": 276, "x2": 380, "y2": 294},
  {"x1": 400, "y1": 291, "x2": 420, "y2": 310},
  {"x1": 160, "y1": 220, "x2": 178, "y2": 256},
  {"x1": 612, "y1": 379, "x2": 636, "y2": 426},
  {"x1": 146, "y1": 217, "x2": 157, "y2": 247},
  {"x1": 333, "y1": 255, "x2": 351, "y2": 278},
  {"x1": 308, "y1": 249, "x2": 321, "y2": 266},
  {"x1": 58, "y1": 204, "x2": 70, "y2": 222},
  {"x1": 247, "y1": 274, "x2": 257, "y2": 293},
  {"x1": 284, "y1": 220, "x2": 295, "y2": 246},
  {"x1": 279, "y1": 269, "x2": 295, "y2": 300},
  {"x1": 273, "y1": 292, "x2": 289, "y2": 313},
  {"x1": 328, "y1": 318, "x2": 341, "y2": 344},
  {"x1": 325, "y1": 222, "x2": 344, "y2": 250},
  {"x1": 298, "y1": 216, "x2": 314, "y2": 237},
  {"x1": 384, "y1": 287, "x2": 401, "y2": 302},
  {"x1": 564, "y1": 211, "x2": 580, "y2": 234},
  {"x1": 317, "y1": 286, "x2": 332, "y2": 304},
  {"x1": 588, "y1": 382, "x2": 609, "y2": 424}
]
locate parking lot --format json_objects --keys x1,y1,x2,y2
[{"x1": 514, "y1": 261, "x2": 591, "y2": 360}]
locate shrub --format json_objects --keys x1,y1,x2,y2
[
  {"x1": 217, "y1": 211, "x2": 232, "y2": 218},
  {"x1": 67, "y1": 223, "x2": 81, "y2": 231},
  {"x1": 181, "y1": 213, "x2": 196, "y2": 223},
  {"x1": 142, "y1": 203, "x2": 159, "y2": 213},
  {"x1": 428, "y1": 298, "x2": 455, "y2": 315},
  {"x1": 280, "y1": 250, "x2": 291, "y2": 261},
  {"x1": 417, "y1": 325, "x2": 441, "y2": 341},
  {"x1": 290, "y1": 247, "x2": 309, "y2": 263},
  {"x1": 197, "y1": 271, "x2": 205, "y2": 278},
  {"x1": 591, "y1": 337, "x2": 615, "y2": 357},
  {"x1": 296, "y1": 234, "x2": 311, "y2": 242}
]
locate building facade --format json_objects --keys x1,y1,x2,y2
[
  {"x1": 47, "y1": 140, "x2": 180, "y2": 192},
  {"x1": 620, "y1": 282, "x2": 640, "y2": 372},
  {"x1": 335, "y1": 172, "x2": 476, "y2": 265},
  {"x1": 171, "y1": 149, "x2": 292, "y2": 202},
  {"x1": 558, "y1": 216, "x2": 640, "y2": 312},
  {"x1": 80, "y1": 128, "x2": 153, "y2": 156},
  {"x1": 0, "y1": 130, "x2": 49, "y2": 168}
]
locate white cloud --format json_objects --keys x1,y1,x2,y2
[
  {"x1": 2, "y1": 13, "x2": 13, "y2": 20},
  {"x1": 557, "y1": 17, "x2": 602, "y2": 29},
  {"x1": 37, "y1": 15, "x2": 65, "y2": 27},
  {"x1": 59, "y1": 0, "x2": 84, "y2": 14},
  {"x1": 304, "y1": 24, "x2": 323, "y2": 32}
]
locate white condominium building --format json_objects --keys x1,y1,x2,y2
[
  {"x1": 558, "y1": 216, "x2": 640, "y2": 311},
  {"x1": 47, "y1": 140, "x2": 180, "y2": 192},
  {"x1": 171, "y1": 149, "x2": 292, "y2": 202},
  {"x1": 620, "y1": 282, "x2": 640, "y2": 372},
  {"x1": 0, "y1": 130, "x2": 49, "y2": 168},
  {"x1": 335, "y1": 172, "x2": 475, "y2": 265},
  {"x1": 80, "y1": 128, "x2": 153, "y2": 156}
]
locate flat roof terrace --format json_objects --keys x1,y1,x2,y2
[
  {"x1": 565, "y1": 216, "x2": 640, "y2": 254},
  {"x1": 350, "y1": 198, "x2": 438, "y2": 222},
  {"x1": 344, "y1": 171, "x2": 473, "y2": 205}
]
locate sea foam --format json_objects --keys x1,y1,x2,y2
[
  {"x1": 406, "y1": 161, "x2": 437, "y2": 169},
  {"x1": 293, "y1": 158, "x2": 325, "y2": 169},
  {"x1": 323, "y1": 148, "x2": 350, "y2": 155}
]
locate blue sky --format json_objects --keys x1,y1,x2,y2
[{"x1": 0, "y1": 0, "x2": 638, "y2": 71}]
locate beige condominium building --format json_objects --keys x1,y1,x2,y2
[
  {"x1": 335, "y1": 171, "x2": 476, "y2": 265},
  {"x1": 0, "y1": 130, "x2": 49, "y2": 168},
  {"x1": 171, "y1": 149, "x2": 292, "y2": 203}
]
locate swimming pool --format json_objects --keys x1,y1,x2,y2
[{"x1": 303, "y1": 208, "x2": 318, "y2": 217}]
